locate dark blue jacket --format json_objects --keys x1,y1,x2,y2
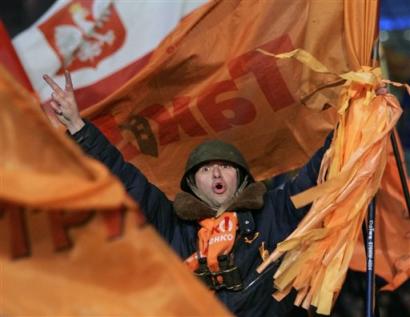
[{"x1": 72, "y1": 121, "x2": 331, "y2": 317}]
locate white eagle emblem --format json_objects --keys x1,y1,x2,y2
[{"x1": 54, "y1": 0, "x2": 115, "y2": 67}]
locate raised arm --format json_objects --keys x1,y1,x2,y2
[
  {"x1": 286, "y1": 132, "x2": 333, "y2": 200},
  {"x1": 42, "y1": 72, "x2": 176, "y2": 241},
  {"x1": 263, "y1": 132, "x2": 334, "y2": 237}
]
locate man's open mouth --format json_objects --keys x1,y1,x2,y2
[{"x1": 212, "y1": 181, "x2": 226, "y2": 194}]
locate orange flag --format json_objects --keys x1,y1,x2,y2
[
  {"x1": 0, "y1": 65, "x2": 230, "y2": 316},
  {"x1": 36, "y1": 0, "x2": 407, "y2": 308},
  {"x1": 81, "y1": 0, "x2": 348, "y2": 197}
]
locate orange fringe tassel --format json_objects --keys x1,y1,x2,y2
[{"x1": 256, "y1": 49, "x2": 403, "y2": 315}]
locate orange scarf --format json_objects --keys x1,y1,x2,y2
[{"x1": 185, "y1": 212, "x2": 238, "y2": 272}]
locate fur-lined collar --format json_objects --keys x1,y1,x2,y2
[{"x1": 174, "y1": 182, "x2": 267, "y2": 221}]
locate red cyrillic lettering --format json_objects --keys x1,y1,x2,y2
[
  {"x1": 93, "y1": 113, "x2": 140, "y2": 160},
  {"x1": 102, "y1": 209, "x2": 124, "y2": 239},
  {"x1": 48, "y1": 211, "x2": 94, "y2": 251},
  {"x1": 198, "y1": 80, "x2": 256, "y2": 132},
  {"x1": 229, "y1": 35, "x2": 295, "y2": 111},
  {"x1": 139, "y1": 96, "x2": 206, "y2": 146},
  {"x1": 8, "y1": 208, "x2": 31, "y2": 259}
]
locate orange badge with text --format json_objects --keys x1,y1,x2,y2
[{"x1": 186, "y1": 212, "x2": 238, "y2": 272}]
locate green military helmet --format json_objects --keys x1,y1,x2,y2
[{"x1": 180, "y1": 139, "x2": 254, "y2": 192}]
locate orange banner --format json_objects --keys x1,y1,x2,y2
[
  {"x1": 0, "y1": 212, "x2": 230, "y2": 316},
  {"x1": 81, "y1": 0, "x2": 347, "y2": 197},
  {"x1": 74, "y1": 0, "x2": 408, "y2": 297},
  {"x1": 0, "y1": 64, "x2": 230, "y2": 315}
]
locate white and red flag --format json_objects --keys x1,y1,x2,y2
[{"x1": 12, "y1": 0, "x2": 206, "y2": 109}]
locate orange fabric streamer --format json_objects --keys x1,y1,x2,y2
[
  {"x1": 256, "y1": 50, "x2": 402, "y2": 315},
  {"x1": 185, "y1": 212, "x2": 238, "y2": 272}
]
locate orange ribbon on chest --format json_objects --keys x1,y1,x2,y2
[{"x1": 185, "y1": 212, "x2": 238, "y2": 272}]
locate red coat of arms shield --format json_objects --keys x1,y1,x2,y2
[{"x1": 39, "y1": 0, "x2": 126, "y2": 75}]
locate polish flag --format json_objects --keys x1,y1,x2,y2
[{"x1": 12, "y1": 0, "x2": 206, "y2": 110}]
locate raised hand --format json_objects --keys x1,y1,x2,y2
[{"x1": 43, "y1": 70, "x2": 85, "y2": 134}]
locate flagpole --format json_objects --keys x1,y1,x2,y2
[
  {"x1": 361, "y1": 84, "x2": 410, "y2": 317},
  {"x1": 365, "y1": 198, "x2": 376, "y2": 317}
]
